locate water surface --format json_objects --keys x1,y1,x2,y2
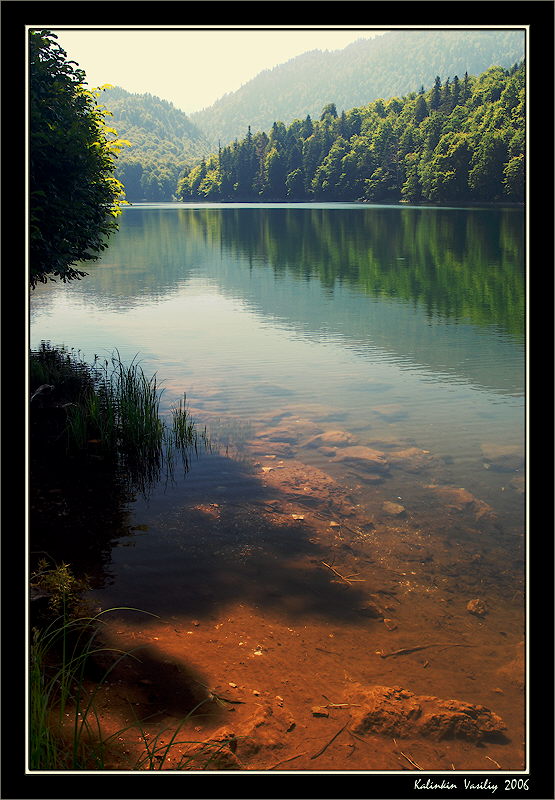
[{"x1": 30, "y1": 202, "x2": 525, "y2": 599}]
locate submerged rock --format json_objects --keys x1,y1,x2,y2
[
  {"x1": 509, "y1": 475, "x2": 525, "y2": 495},
  {"x1": 496, "y1": 642, "x2": 525, "y2": 690},
  {"x1": 382, "y1": 500, "x2": 406, "y2": 517},
  {"x1": 372, "y1": 404, "x2": 408, "y2": 421},
  {"x1": 481, "y1": 443, "x2": 524, "y2": 472},
  {"x1": 332, "y1": 446, "x2": 389, "y2": 472},
  {"x1": 389, "y1": 447, "x2": 435, "y2": 473},
  {"x1": 425, "y1": 484, "x2": 497, "y2": 522},
  {"x1": 347, "y1": 684, "x2": 506, "y2": 742},
  {"x1": 466, "y1": 598, "x2": 488, "y2": 617},
  {"x1": 305, "y1": 430, "x2": 359, "y2": 448},
  {"x1": 210, "y1": 703, "x2": 296, "y2": 758},
  {"x1": 249, "y1": 440, "x2": 296, "y2": 458},
  {"x1": 356, "y1": 599, "x2": 385, "y2": 619},
  {"x1": 256, "y1": 424, "x2": 306, "y2": 444}
]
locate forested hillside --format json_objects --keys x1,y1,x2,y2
[
  {"x1": 100, "y1": 87, "x2": 212, "y2": 200},
  {"x1": 190, "y1": 29, "x2": 525, "y2": 147},
  {"x1": 177, "y1": 62, "x2": 525, "y2": 204}
]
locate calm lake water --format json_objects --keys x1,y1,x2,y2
[{"x1": 30, "y1": 202, "x2": 526, "y2": 607}]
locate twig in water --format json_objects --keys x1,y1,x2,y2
[
  {"x1": 267, "y1": 752, "x2": 307, "y2": 770},
  {"x1": 321, "y1": 694, "x2": 359, "y2": 709},
  {"x1": 310, "y1": 721, "x2": 349, "y2": 760},
  {"x1": 486, "y1": 755, "x2": 501, "y2": 769},
  {"x1": 377, "y1": 642, "x2": 475, "y2": 659},
  {"x1": 321, "y1": 561, "x2": 365, "y2": 585},
  {"x1": 399, "y1": 751, "x2": 423, "y2": 770},
  {"x1": 347, "y1": 730, "x2": 365, "y2": 744},
  {"x1": 315, "y1": 647, "x2": 340, "y2": 656}
]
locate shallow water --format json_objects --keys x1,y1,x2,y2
[{"x1": 30, "y1": 203, "x2": 526, "y2": 770}]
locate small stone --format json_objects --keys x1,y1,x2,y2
[
  {"x1": 357, "y1": 600, "x2": 384, "y2": 619},
  {"x1": 329, "y1": 521, "x2": 340, "y2": 528},
  {"x1": 311, "y1": 706, "x2": 329, "y2": 717},
  {"x1": 467, "y1": 598, "x2": 488, "y2": 617},
  {"x1": 228, "y1": 682, "x2": 237, "y2": 688},
  {"x1": 382, "y1": 501, "x2": 406, "y2": 517}
]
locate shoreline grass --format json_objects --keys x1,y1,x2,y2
[
  {"x1": 29, "y1": 596, "x2": 237, "y2": 771},
  {"x1": 29, "y1": 344, "x2": 218, "y2": 769},
  {"x1": 30, "y1": 342, "x2": 207, "y2": 493}
]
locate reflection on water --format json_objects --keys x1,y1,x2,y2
[{"x1": 30, "y1": 203, "x2": 525, "y2": 601}]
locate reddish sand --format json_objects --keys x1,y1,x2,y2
[{"x1": 65, "y1": 441, "x2": 525, "y2": 773}]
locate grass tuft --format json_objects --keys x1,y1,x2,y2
[{"x1": 30, "y1": 342, "x2": 208, "y2": 493}]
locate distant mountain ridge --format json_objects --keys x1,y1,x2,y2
[
  {"x1": 101, "y1": 29, "x2": 525, "y2": 201},
  {"x1": 190, "y1": 29, "x2": 525, "y2": 146}
]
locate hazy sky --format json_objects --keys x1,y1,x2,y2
[{"x1": 49, "y1": 27, "x2": 387, "y2": 114}]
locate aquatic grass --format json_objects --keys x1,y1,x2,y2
[
  {"x1": 171, "y1": 393, "x2": 197, "y2": 450},
  {"x1": 30, "y1": 343, "x2": 208, "y2": 494},
  {"x1": 130, "y1": 702, "x2": 236, "y2": 771},
  {"x1": 29, "y1": 604, "x2": 158, "y2": 770},
  {"x1": 30, "y1": 342, "x2": 93, "y2": 400},
  {"x1": 109, "y1": 351, "x2": 164, "y2": 458},
  {"x1": 30, "y1": 606, "x2": 238, "y2": 771}
]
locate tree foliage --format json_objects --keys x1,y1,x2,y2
[
  {"x1": 177, "y1": 62, "x2": 525, "y2": 204},
  {"x1": 98, "y1": 86, "x2": 211, "y2": 201},
  {"x1": 29, "y1": 30, "x2": 129, "y2": 287},
  {"x1": 190, "y1": 30, "x2": 524, "y2": 147}
]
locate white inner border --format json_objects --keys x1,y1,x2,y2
[{"x1": 25, "y1": 23, "x2": 530, "y2": 778}]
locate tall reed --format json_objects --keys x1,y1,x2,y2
[{"x1": 30, "y1": 343, "x2": 207, "y2": 493}]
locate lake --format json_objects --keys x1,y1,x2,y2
[{"x1": 29, "y1": 202, "x2": 527, "y2": 770}]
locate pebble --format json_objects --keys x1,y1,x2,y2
[
  {"x1": 382, "y1": 501, "x2": 406, "y2": 517},
  {"x1": 467, "y1": 598, "x2": 488, "y2": 617}
]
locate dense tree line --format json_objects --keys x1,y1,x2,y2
[
  {"x1": 100, "y1": 87, "x2": 211, "y2": 201},
  {"x1": 177, "y1": 62, "x2": 525, "y2": 204},
  {"x1": 29, "y1": 31, "x2": 127, "y2": 286},
  {"x1": 191, "y1": 30, "x2": 524, "y2": 148}
]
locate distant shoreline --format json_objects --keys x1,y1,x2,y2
[
  {"x1": 124, "y1": 199, "x2": 525, "y2": 210},
  {"x1": 123, "y1": 199, "x2": 526, "y2": 210}
]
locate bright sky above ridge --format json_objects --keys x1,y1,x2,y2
[{"x1": 51, "y1": 28, "x2": 386, "y2": 115}]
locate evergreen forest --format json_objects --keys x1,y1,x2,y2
[{"x1": 177, "y1": 63, "x2": 525, "y2": 204}]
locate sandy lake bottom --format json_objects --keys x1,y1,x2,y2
[{"x1": 46, "y1": 403, "x2": 526, "y2": 773}]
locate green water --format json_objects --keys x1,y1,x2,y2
[{"x1": 30, "y1": 202, "x2": 525, "y2": 600}]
